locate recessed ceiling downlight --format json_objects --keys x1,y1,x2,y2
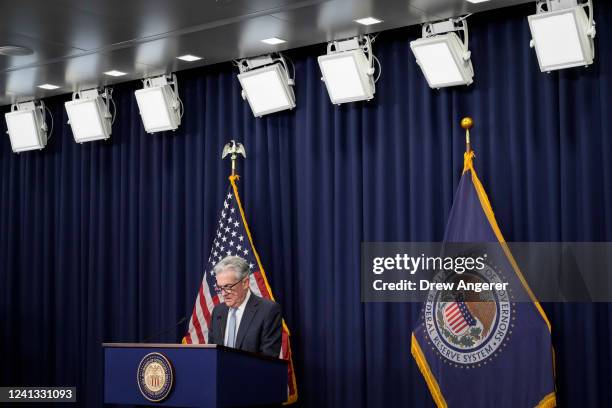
[{"x1": 0, "y1": 45, "x2": 34, "y2": 56}]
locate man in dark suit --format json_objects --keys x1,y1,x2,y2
[{"x1": 208, "y1": 256, "x2": 282, "y2": 358}]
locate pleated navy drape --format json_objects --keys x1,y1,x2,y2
[{"x1": 1, "y1": 3, "x2": 611, "y2": 407}]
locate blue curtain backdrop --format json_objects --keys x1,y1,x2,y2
[{"x1": 1, "y1": 3, "x2": 611, "y2": 407}]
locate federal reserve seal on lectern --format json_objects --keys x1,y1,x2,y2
[{"x1": 137, "y1": 352, "x2": 174, "y2": 402}]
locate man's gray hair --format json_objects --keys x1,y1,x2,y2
[{"x1": 214, "y1": 256, "x2": 250, "y2": 281}]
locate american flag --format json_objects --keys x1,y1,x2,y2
[
  {"x1": 443, "y1": 296, "x2": 476, "y2": 335},
  {"x1": 182, "y1": 175, "x2": 297, "y2": 403}
]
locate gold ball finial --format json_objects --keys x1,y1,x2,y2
[{"x1": 461, "y1": 117, "x2": 473, "y2": 130}]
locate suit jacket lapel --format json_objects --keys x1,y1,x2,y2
[{"x1": 235, "y1": 294, "x2": 259, "y2": 349}]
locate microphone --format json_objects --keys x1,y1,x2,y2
[{"x1": 141, "y1": 315, "x2": 189, "y2": 343}]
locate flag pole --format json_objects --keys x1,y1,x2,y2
[
  {"x1": 461, "y1": 117, "x2": 473, "y2": 153},
  {"x1": 222, "y1": 140, "x2": 246, "y2": 178}
]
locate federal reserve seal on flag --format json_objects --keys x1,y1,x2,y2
[
  {"x1": 137, "y1": 352, "x2": 174, "y2": 402},
  {"x1": 423, "y1": 260, "x2": 515, "y2": 369}
]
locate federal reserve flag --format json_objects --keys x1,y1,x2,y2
[
  {"x1": 411, "y1": 151, "x2": 556, "y2": 407},
  {"x1": 183, "y1": 175, "x2": 298, "y2": 404}
]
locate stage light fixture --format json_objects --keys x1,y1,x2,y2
[
  {"x1": 410, "y1": 17, "x2": 474, "y2": 89},
  {"x1": 134, "y1": 74, "x2": 183, "y2": 133},
  {"x1": 65, "y1": 88, "x2": 114, "y2": 143},
  {"x1": 528, "y1": 0, "x2": 596, "y2": 72},
  {"x1": 318, "y1": 36, "x2": 378, "y2": 105},
  {"x1": 4, "y1": 100, "x2": 51, "y2": 153},
  {"x1": 237, "y1": 54, "x2": 296, "y2": 117}
]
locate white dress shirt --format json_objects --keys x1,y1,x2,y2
[{"x1": 224, "y1": 289, "x2": 251, "y2": 347}]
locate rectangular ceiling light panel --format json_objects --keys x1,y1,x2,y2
[
  {"x1": 410, "y1": 33, "x2": 474, "y2": 88},
  {"x1": 318, "y1": 49, "x2": 375, "y2": 104},
  {"x1": 65, "y1": 96, "x2": 111, "y2": 142},
  {"x1": 528, "y1": 6, "x2": 594, "y2": 72},
  {"x1": 135, "y1": 85, "x2": 181, "y2": 133},
  {"x1": 237, "y1": 63, "x2": 296, "y2": 117},
  {"x1": 5, "y1": 105, "x2": 47, "y2": 152}
]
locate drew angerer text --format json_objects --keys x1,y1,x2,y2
[{"x1": 372, "y1": 279, "x2": 509, "y2": 293}]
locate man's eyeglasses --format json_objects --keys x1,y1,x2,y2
[{"x1": 214, "y1": 278, "x2": 245, "y2": 295}]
